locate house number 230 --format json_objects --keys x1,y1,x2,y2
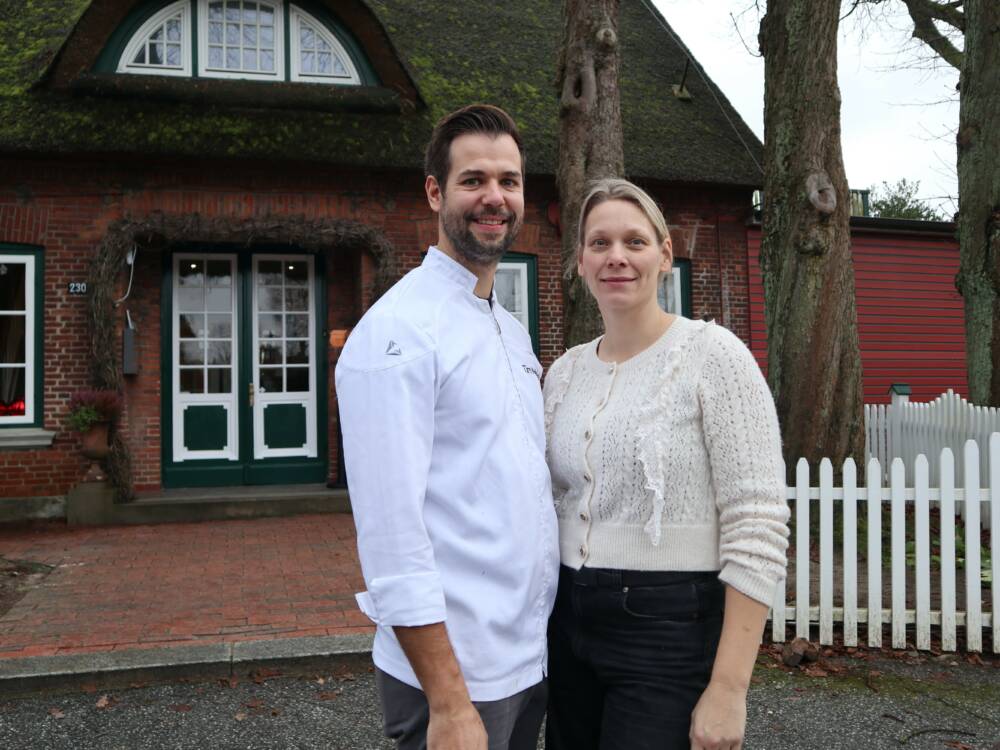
[{"x1": 68, "y1": 282, "x2": 88, "y2": 295}]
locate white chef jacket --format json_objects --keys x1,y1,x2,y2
[{"x1": 335, "y1": 246, "x2": 559, "y2": 702}]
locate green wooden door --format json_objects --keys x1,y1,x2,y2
[{"x1": 162, "y1": 250, "x2": 327, "y2": 488}]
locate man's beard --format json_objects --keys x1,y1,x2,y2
[{"x1": 441, "y1": 203, "x2": 523, "y2": 266}]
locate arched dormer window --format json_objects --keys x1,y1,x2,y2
[{"x1": 109, "y1": 0, "x2": 367, "y2": 85}]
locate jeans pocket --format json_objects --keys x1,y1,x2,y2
[{"x1": 620, "y1": 582, "x2": 700, "y2": 620}]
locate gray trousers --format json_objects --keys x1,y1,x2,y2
[{"x1": 376, "y1": 669, "x2": 547, "y2": 750}]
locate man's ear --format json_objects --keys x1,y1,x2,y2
[{"x1": 425, "y1": 175, "x2": 443, "y2": 213}]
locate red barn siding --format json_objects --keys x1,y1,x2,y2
[{"x1": 747, "y1": 225, "x2": 966, "y2": 404}]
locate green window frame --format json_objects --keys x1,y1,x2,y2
[
  {"x1": 95, "y1": 0, "x2": 378, "y2": 86},
  {"x1": 496, "y1": 252, "x2": 540, "y2": 355},
  {"x1": 0, "y1": 245, "x2": 44, "y2": 429}
]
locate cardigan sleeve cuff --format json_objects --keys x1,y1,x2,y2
[{"x1": 718, "y1": 561, "x2": 782, "y2": 608}]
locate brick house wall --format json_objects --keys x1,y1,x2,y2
[{"x1": 0, "y1": 156, "x2": 754, "y2": 501}]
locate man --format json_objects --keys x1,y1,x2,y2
[{"x1": 335, "y1": 104, "x2": 559, "y2": 750}]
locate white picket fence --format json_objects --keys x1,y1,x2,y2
[
  {"x1": 768, "y1": 436, "x2": 999, "y2": 653},
  {"x1": 865, "y1": 388, "x2": 1000, "y2": 488}
]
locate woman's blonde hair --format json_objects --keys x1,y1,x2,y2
[{"x1": 570, "y1": 178, "x2": 670, "y2": 278}]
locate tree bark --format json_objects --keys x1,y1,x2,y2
[
  {"x1": 953, "y1": 0, "x2": 1000, "y2": 405},
  {"x1": 556, "y1": 0, "x2": 624, "y2": 349},
  {"x1": 758, "y1": 1, "x2": 865, "y2": 477}
]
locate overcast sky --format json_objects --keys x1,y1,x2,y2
[{"x1": 651, "y1": 0, "x2": 960, "y2": 216}]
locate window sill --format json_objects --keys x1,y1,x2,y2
[{"x1": 0, "y1": 427, "x2": 57, "y2": 449}]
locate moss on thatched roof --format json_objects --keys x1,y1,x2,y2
[{"x1": 0, "y1": 0, "x2": 763, "y2": 186}]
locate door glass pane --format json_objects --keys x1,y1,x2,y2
[
  {"x1": 259, "y1": 341, "x2": 282, "y2": 365},
  {"x1": 0, "y1": 316, "x2": 26, "y2": 363},
  {"x1": 285, "y1": 288, "x2": 308, "y2": 311},
  {"x1": 0, "y1": 368, "x2": 25, "y2": 416},
  {"x1": 259, "y1": 367, "x2": 282, "y2": 392},
  {"x1": 286, "y1": 367, "x2": 308, "y2": 392},
  {"x1": 177, "y1": 288, "x2": 204, "y2": 311},
  {"x1": 285, "y1": 314, "x2": 308, "y2": 338},
  {"x1": 259, "y1": 314, "x2": 282, "y2": 338},
  {"x1": 206, "y1": 368, "x2": 232, "y2": 394},
  {"x1": 179, "y1": 260, "x2": 204, "y2": 286},
  {"x1": 207, "y1": 341, "x2": 231, "y2": 365},
  {"x1": 206, "y1": 287, "x2": 232, "y2": 312},
  {"x1": 206, "y1": 260, "x2": 232, "y2": 286},
  {"x1": 0, "y1": 263, "x2": 26, "y2": 310},
  {"x1": 285, "y1": 262, "x2": 308, "y2": 286},
  {"x1": 286, "y1": 340, "x2": 308, "y2": 364},
  {"x1": 180, "y1": 341, "x2": 205, "y2": 365},
  {"x1": 257, "y1": 261, "x2": 282, "y2": 285},
  {"x1": 180, "y1": 368, "x2": 204, "y2": 394},
  {"x1": 179, "y1": 314, "x2": 204, "y2": 338},
  {"x1": 258, "y1": 287, "x2": 282, "y2": 311},
  {"x1": 206, "y1": 314, "x2": 232, "y2": 338}
]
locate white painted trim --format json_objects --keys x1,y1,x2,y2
[
  {"x1": 251, "y1": 254, "x2": 317, "y2": 459},
  {"x1": 0, "y1": 427, "x2": 56, "y2": 448},
  {"x1": 288, "y1": 5, "x2": 360, "y2": 84},
  {"x1": 118, "y1": 0, "x2": 193, "y2": 78},
  {"x1": 0, "y1": 253, "x2": 35, "y2": 426},
  {"x1": 496, "y1": 262, "x2": 530, "y2": 335},
  {"x1": 197, "y1": 0, "x2": 285, "y2": 81},
  {"x1": 172, "y1": 253, "x2": 239, "y2": 462}
]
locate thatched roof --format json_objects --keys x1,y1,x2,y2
[{"x1": 0, "y1": 0, "x2": 763, "y2": 186}]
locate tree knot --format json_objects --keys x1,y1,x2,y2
[{"x1": 806, "y1": 171, "x2": 837, "y2": 216}]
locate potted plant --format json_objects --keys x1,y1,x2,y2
[{"x1": 67, "y1": 389, "x2": 123, "y2": 482}]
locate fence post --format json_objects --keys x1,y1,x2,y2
[
  {"x1": 888, "y1": 384, "x2": 910, "y2": 484},
  {"x1": 795, "y1": 459, "x2": 811, "y2": 640},
  {"x1": 842, "y1": 458, "x2": 858, "y2": 647},
  {"x1": 940, "y1": 448, "x2": 957, "y2": 652},
  {"x1": 867, "y1": 458, "x2": 883, "y2": 648}
]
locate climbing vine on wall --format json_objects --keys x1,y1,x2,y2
[{"x1": 88, "y1": 212, "x2": 399, "y2": 502}]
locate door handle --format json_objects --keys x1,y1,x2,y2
[{"x1": 248, "y1": 382, "x2": 255, "y2": 407}]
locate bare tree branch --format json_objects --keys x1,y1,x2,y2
[{"x1": 901, "y1": 0, "x2": 964, "y2": 69}]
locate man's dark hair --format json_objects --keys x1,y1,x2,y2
[{"x1": 424, "y1": 104, "x2": 525, "y2": 190}]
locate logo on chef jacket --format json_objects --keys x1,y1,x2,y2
[
  {"x1": 522, "y1": 364, "x2": 541, "y2": 378},
  {"x1": 385, "y1": 340, "x2": 402, "y2": 356}
]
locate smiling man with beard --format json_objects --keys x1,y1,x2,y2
[{"x1": 335, "y1": 105, "x2": 559, "y2": 750}]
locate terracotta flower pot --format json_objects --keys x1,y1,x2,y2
[{"x1": 80, "y1": 421, "x2": 110, "y2": 482}]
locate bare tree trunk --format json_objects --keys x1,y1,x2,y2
[
  {"x1": 556, "y1": 0, "x2": 624, "y2": 349},
  {"x1": 954, "y1": 0, "x2": 1000, "y2": 406},
  {"x1": 758, "y1": 1, "x2": 865, "y2": 477}
]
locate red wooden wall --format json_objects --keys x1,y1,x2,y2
[{"x1": 746, "y1": 223, "x2": 966, "y2": 404}]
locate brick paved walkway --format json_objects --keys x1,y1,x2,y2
[{"x1": 0, "y1": 515, "x2": 373, "y2": 660}]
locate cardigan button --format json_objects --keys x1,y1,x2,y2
[
  {"x1": 579, "y1": 512, "x2": 589, "y2": 522},
  {"x1": 579, "y1": 545, "x2": 587, "y2": 556},
  {"x1": 583, "y1": 473, "x2": 591, "y2": 483},
  {"x1": 584, "y1": 429, "x2": 592, "y2": 440}
]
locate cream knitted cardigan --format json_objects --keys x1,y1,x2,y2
[{"x1": 542, "y1": 316, "x2": 790, "y2": 606}]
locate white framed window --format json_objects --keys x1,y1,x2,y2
[
  {"x1": 657, "y1": 258, "x2": 691, "y2": 318},
  {"x1": 118, "y1": 0, "x2": 192, "y2": 77},
  {"x1": 496, "y1": 262, "x2": 530, "y2": 334},
  {"x1": 289, "y1": 5, "x2": 360, "y2": 83},
  {"x1": 115, "y1": 0, "x2": 366, "y2": 86},
  {"x1": 198, "y1": 0, "x2": 284, "y2": 80},
  {"x1": 0, "y1": 253, "x2": 36, "y2": 426}
]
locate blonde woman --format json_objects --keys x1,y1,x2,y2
[{"x1": 543, "y1": 179, "x2": 789, "y2": 750}]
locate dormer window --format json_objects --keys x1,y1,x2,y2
[{"x1": 112, "y1": 0, "x2": 364, "y2": 85}]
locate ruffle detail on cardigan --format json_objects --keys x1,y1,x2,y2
[
  {"x1": 635, "y1": 320, "x2": 713, "y2": 545},
  {"x1": 543, "y1": 344, "x2": 584, "y2": 437}
]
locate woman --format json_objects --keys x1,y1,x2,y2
[{"x1": 543, "y1": 178, "x2": 789, "y2": 750}]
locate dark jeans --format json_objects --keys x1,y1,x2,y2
[{"x1": 546, "y1": 565, "x2": 725, "y2": 750}]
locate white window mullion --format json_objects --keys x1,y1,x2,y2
[
  {"x1": 0, "y1": 255, "x2": 34, "y2": 425},
  {"x1": 118, "y1": 0, "x2": 192, "y2": 77}
]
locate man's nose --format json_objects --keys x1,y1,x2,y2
[{"x1": 482, "y1": 180, "x2": 504, "y2": 206}]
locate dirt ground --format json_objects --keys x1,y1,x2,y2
[{"x1": 0, "y1": 558, "x2": 53, "y2": 619}]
